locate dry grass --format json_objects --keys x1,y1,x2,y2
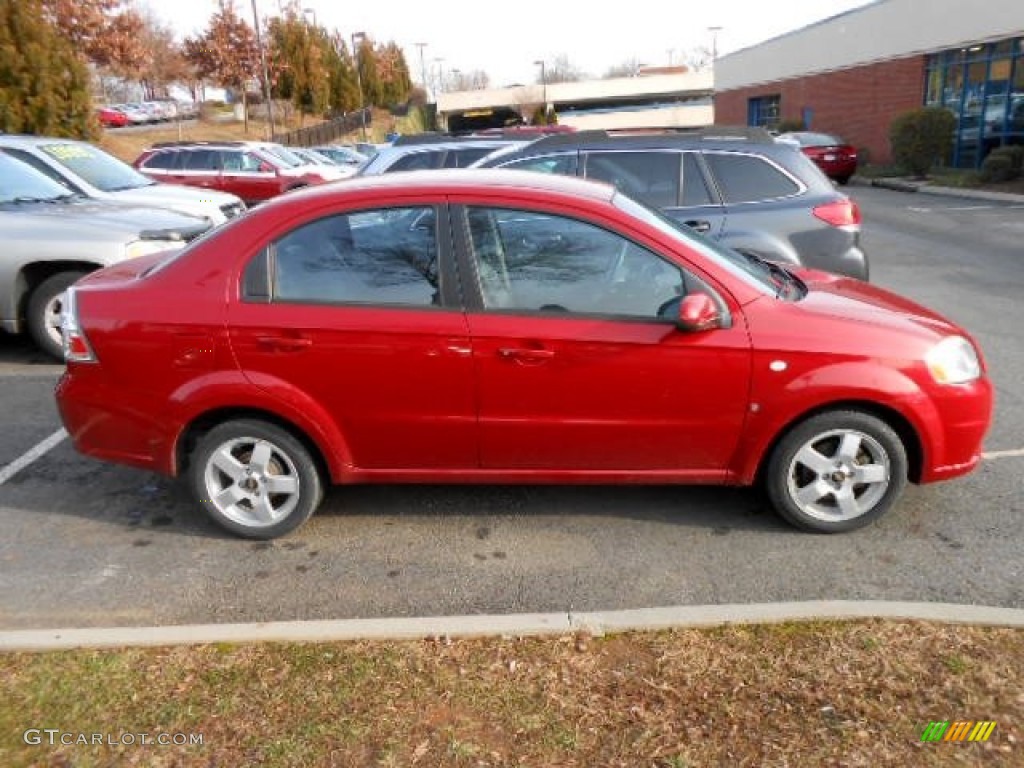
[{"x1": 1, "y1": 619, "x2": 1021, "y2": 767}]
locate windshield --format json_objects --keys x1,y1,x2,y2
[
  {"x1": 260, "y1": 144, "x2": 306, "y2": 168},
  {"x1": 613, "y1": 191, "x2": 782, "y2": 295},
  {"x1": 40, "y1": 142, "x2": 154, "y2": 192},
  {"x1": 0, "y1": 152, "x2": 78, "y2": 203}
]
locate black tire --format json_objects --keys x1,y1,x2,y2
[
  {"x1": 189, "y1": 419, "x2": 323, "y2": 539},
  {"x1": 764, "y1": 410, "x2": 908, "y2": 533},
  {"x1": 27, "y1": 271, "x2": 87, "y2": 361},
  {"x1": 835, "y1": 174, "x2": 851, "y2": 185}
]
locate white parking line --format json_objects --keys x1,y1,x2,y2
[
  {"x1": 982, "y1": 447, "x2": 1024, "y2": 461},
  {"x1": 0, "y1": 428, "x2": 67, "y2": 485}
]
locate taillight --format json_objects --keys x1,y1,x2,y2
[
  {"x1": 813, "y1": 198, "x2": 861, "y2": 228},
  {"x1": 61, "y1": 287, "x2": 96, "y2": 363}
]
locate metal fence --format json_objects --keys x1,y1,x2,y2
[{"x1": 275, "y1": 109, "x2": 372, "y2": 147}]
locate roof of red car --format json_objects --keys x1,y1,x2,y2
[{"x1": 276, "y1": 168, "x2": 618, "y2": 206}]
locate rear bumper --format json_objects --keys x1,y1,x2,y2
[{"x1": 55, "y1": 370, "x2": 178, "y2": 476}]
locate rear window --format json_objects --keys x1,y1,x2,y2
[
  {"x1": 703, "y1": 153, "x2": 800, "y2": 204},
  {"x1": 388, "y1": 151, "x2": 444, "y2": 172}
]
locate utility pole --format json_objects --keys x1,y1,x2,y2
[
  {"x1": 708, "y1": 26, "x2": 723, "y2": 62},
  {"x1": 534, "y1": 60, "x2": 547, "y2": 119}
]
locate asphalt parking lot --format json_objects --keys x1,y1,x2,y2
[{"x1": 1, "y1": 185, "x2": 1022, "y2": 630}]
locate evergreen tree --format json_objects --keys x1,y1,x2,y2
[{"x1": 0, "y1": 0, "x2": 94, "y2": 137}]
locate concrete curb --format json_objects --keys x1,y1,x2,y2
[{"x1": 2, "y1": 601, "x2": 1023, "y2": 652}]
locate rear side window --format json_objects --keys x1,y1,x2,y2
[
  {"x1": 584, "y1": 151, "x2": 680, "y2": 208},
  {"x1": 182, "y1": 149, "x2": 221, "y2": 171},
  {"x1": 501, "y1": 153, "x2": 577, "y2": 175},
  {"x1": 703, "y1": 153, "x2": 800, "y2": 203},
  {"x1": 388, "y1": 151, "x2": 443, "y2": 172},
  {"x1": 271, "y1": 206, "x2": 440, "y2": 306}
]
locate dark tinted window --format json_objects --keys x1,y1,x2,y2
[
  {"x1": 387, "y1": 151, "x2": 443, "y2": 172},
  {"x1": 141, "y1": 151, "x2": 178, "y2": 170},
  {"x1": 681, "y1": 153, "x2": 714, "y2": 206},
  {"x1": 273, "y1": 207, "x2": 439, "y2": 306},
  {"x1": 703, "y1": 153, "x2": 800, "y2": 203},
  {"x1": 502, "y1": 153, "x2": 577, "y2": 175},
  {"x1": 584, "y1": 151, "x2": 680, "y2": 208},
  {"x1": 182, "y1": 149, "x2": 221, "y2": 171},
  {"x1": 466, "y1": 207, "x2": 684, "y2": 319}
]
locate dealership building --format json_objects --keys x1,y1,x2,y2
[{"x1": 714, "y1": 0, "x2": 1024, "y2": 167}]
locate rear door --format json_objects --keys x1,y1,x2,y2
[
  {"x1": 581, "y1": 150, "x2": 727, "y2": 238},
  {"x1": 227, "y1": 200, "x2": 477, "y2": 471}
]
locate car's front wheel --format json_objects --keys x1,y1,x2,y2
[
  {"x1": 27, "y1": 271, "x2": 87, "y2": 360},
  {"x1": 190, "y1": 419, "x2": 323, "y2": 539},
  {"x1": 764, "y1": 410, "x2": 908, "y2": 533}
]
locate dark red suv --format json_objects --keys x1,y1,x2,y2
[
  {"x1": 133, "y1": 141, "x2": 348, "y2": 204},
  {"x1": 56, "y1": 170, "x2": 991, "y2": 540}
]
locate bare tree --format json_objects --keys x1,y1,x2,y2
[
  {"x1": 603, "y1": 57, "x2": 645, "y2": 79},
  {"x1": 540, "y1": 54, "x2": 585, "y2": 84}
]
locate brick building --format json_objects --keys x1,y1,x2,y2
[{"x1": 714, "y1": 0, "x2": 1024, "y2": 167}]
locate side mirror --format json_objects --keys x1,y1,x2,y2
[{"x1": 676, "y1": 292, "x2": 722, "y2": 332}]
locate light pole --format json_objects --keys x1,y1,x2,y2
[
  {"x1": 351, "y1": 31, "x2": 367, "y2": 140},
  {"x1": 433, "y1": 57, "x2": 445, "y2": 101},
  {"x1": 708, "y1": 26, "x2": 723, "y2": 62},
  {"x1": 534, "y1": 60, "x2": 547, "y2": 120},
  {"x1": 449, "y1": 68, "x2": 460, "y2": 92},
  {"x1": 415, "y1": 42, "x2": 428, "y2": 93},
  {"x1": 302, "y1": 7, "x2": 317, "y2": 27},
  {"x1": 250, "y1": 0, "x2": 274, "y2": 139}
]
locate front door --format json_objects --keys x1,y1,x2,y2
[
  {"x1": 228, "y1": 203, "x2": 477, "y2": 470},
  {"x1": 457, "y1": 205, "x2": 751, "y2": 473}
]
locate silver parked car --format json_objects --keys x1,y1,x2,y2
[
  {"x1": 0, "y1": 153, "x2": 211, "y2": 359},
  {"x1": 0, "y1": 135, "x2": 246, "y2": 224}
]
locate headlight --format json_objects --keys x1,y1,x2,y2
[
  {"x1": 925, "y1": 336, "x2": 981, "y2": 384},
  {"x1": 125, "y1": 239, "x2": 186, "y2": 260}
]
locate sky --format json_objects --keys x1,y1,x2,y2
[{"x1": 158, "y1": 0, "x2": 878, "y2": 88}]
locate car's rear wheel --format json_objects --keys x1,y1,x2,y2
[
  {"x1": 27, "y1": 271, "x2": 87, "y2": 360},
  {"x1": 835, "y1": 174, "x2": 851, "y2": 185},
  {"x1": 764, "y1": 410, "x2": 907, "y2": 533},
  {"x1": 190, "y1": 419, "x2": 323, "y2": 539}
]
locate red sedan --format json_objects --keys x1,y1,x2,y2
[
  {"x1": 96, "y1": 107, "x2": 128, "y2": 128},
  {"x1": 778, "y1": 132, "x2": 858, "y2": 184},
  {"x1": 56, "y1": 170, "x2": 991, "y2": 539}
]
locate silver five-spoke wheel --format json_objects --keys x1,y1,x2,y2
[
  {"x1": 786, "y1": 429, "x2": 890, "y2": 522},
  {"x1": 765, "y1": 410, "x2": 908, "y2": 533},
  {"x1": 191, "y1": 419, "x2": 323, "y2": 539}
]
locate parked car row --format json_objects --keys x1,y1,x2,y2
[{"x1": 96, "y1": 100, "x2": 198, "y2": 128}]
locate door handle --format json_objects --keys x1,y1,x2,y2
[
  {"x1": 684, "y1": 220, "x2": 712, "y2": 234},
  {"x1": 256, "y1": 335, "x2": 312, "y2": 352},
  {"x1": 497, "y1": 347, "x2": 554, "y2": 363}
]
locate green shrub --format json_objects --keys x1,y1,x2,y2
[
  {"x1": 980, "y1": 151, "x2": 1017, "y2": 183},
  {"x1": 776, "y1": 118, "x2": 806, "y2": 133},
  {"x1": 989, "y1": 144, "x2": 1023, "y2": 174},
  {"x1": 889, "y1": 107, "x2": 956, "y2": 177}
]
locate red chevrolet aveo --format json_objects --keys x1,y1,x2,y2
[{"x1": 55, "y1": 171, "x2": 992, "y2": 539}]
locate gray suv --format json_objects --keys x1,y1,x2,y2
[
  {"x1": 356, "y1": 135, "x2": 526, "y2": 176},
  {"x1": 473, "y1": 128, "x2": 869, "y2": 280}
]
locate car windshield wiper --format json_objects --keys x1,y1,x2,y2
[
  {"x1": 740, "y1": 251, "x2": 804, "y2": 299},
  {"x1": 3, "y1": 195, "x2": 64, "y2": 204},
  {"x1": 106, "y1": 182, "x2": 148, "y2": 191}
]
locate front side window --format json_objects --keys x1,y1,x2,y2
[
  {"x1": 271, "y1": 206, "x2": 439, "y2": 307},
  {"x1": 703, "y1": 153, "x2": 800, "y2": 203},
  {"x1": 465, "y1": 207, "x2": 685, "y2": 319},
  {"x1": 584, "y1": 151, "x2": 681, "y2": 208}
]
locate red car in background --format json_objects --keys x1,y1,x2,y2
[
  {"x1": 96, "y1": 107, "x2": 128, "y2": 128},
  {"x1": 133, "y1": 140, "x2": 349, "y2": 205},
  {"x1": 777, "y1": 131, "x2": 858, "y2": 185},
  {"x1": 56, "y1": 170, "x2": 991, "y2": 540}
]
